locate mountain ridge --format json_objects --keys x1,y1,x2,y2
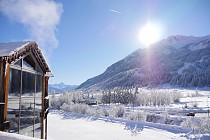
[
  {"x1": 49, "y1": 82, "x2": 78, "y2": 93},
  {"x1": 77, "y1": 35, "x2": 210, "y2": 90}
]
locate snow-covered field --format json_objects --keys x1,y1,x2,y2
[
  {"x1": 1, "y1": 89, "x2": 210, "y2": 140},
  {"x1": 48, "y1": 89, "x2": 210, "y2": 140},
  {"x1": 48, "y1": 111, "x2": 210, "y2": 140}
]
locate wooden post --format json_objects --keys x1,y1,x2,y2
[
  {"x1": 41, "y1": 74, "x2": 45, "y2": 139},
  {"x1": 0, "y1": 59, "x2": 4, "y2": 131},
  {"x1": 4, "y1": 63, "x2": 10, "y2": 126},
  {"x1": 0, "y1": 59, "x2": 3, "y2": 100},
  {"x1": 0, "y1": 60, "x2": 10, "y2": 131},
  {"x1": 45, "y1": 77, "x2": 49, "y2": 140}
]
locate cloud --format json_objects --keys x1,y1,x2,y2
[
  {"x1": 109, "y1": 9, "x2": 121, "y2": 14},
  {"x1": 0, "y1": 0, "x2": 63, "y2": 58}
]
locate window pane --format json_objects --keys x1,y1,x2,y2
[
  {"x1": 23, "y1": 56, "x2": 35, "y2": 69},
  {"x1": 20, "y1": 72, "x2": 35, "y2": 137},
  {"x1": 7, "y1": 69, "x2": 21, "y2": 133},
  {"x1": 34, "y1": 75, "x2": 42, "y2": 138},
  {"x1": 36, "y1": 65, "x2": 43, "y2": 73},
  {"x1": 14, "y1": 59, "x2": 21, "y2": 67}
]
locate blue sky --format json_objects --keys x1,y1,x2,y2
[{"x1": 0, "y1": 0, "x2": 210, "y2": 85}]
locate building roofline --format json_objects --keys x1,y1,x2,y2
[{"x1": 0, "y1": 41, "x2": 51, "y2": 74}]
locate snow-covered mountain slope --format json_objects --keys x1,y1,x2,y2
[
  {"x1": 49, "y1": 82, "x2": 78, "y2": 93},
  {"x1": 77, "y1": 35, "x2": 210, "y2": 90}
]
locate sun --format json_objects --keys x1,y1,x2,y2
[{"x1": 138, "y1": 23, "x2": 162, "y2": 46}]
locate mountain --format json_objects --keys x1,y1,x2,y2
[
  {"x1": 48, "y1": 82, "x2": 78, "y2": 93},
  {"x1": 77, "y1": 35, "x2": 210, "y2": 90}
]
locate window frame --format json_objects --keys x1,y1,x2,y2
[{"x1": 7, "y1": 53, "x2": 44, "y2": 138}]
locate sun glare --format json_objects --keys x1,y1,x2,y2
[{"x1": 138, "y1": 23, "x2": 162, "y2": 46}]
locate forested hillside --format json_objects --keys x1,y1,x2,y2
[{"x1": 77, "y1": 35, "x2": 210, "y2": 90}]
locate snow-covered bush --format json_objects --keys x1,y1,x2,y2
[
  {"x1": 86, "y1": 107, "x2": 103, "y2": 116},
  {"x1": 181, "y1": 118, "x2": 193, "y2": 128},
  {"x1": 50, "y1": 91, "x2": 84, "y2": 109},
  {"x1": 203, "y1": 118, "x2": 210, "y2": 130},
  {"x1": 145, "y1": 113, "x2": 180, "y2": 125},
  {"x1": 184, "y1": 103, "x2": 188, "y2": 108},
  {"x1": 86, "y1": 108, "x2": 97, "y2": 116},
  {"x1": 192, "y1": 101, "x2": 199, "y2": 108},
  {"x1": 60, "y1": 103, "x2": 88, "y2": 114},
  {"x1": 109, "y1": 105, "x2": 125, "y2": 118},
  {"x1": 191, "y1": 89, "x2": 200, "y2": 97},
  {"x1": 101, "y1": 108, "x2": 109, "y2": 117},
  {"x1": 146, "y1": 113, "x2": 162, "y2": 123},
  {"x1": 72, "y1": 104, "x2": 88, "y2": 114},
  {"x1": 60, "y1": 103, "x2": 70, "y2": 112},
  {"x1": 163, "y1": 112, "x2": 172, "y2": 124},
  {"x1": 128, "y1": 111, "x2": 146, "y2": 122},
  {"x1": 50, "y1": 97, "x2": 62, "y2": 109},
  {"x1": 181, "y1": 117, "x2": 210, "y2": 132},
  {"x1": 171, "y1": 91, "x2": 182, "y2": 103}
]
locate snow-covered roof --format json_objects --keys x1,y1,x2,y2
[
  {"x1": 0, "y1": 41, "x2": 51, "y2": 73},
  {"x1": 0, "y1": 41, "x2": 31, "y2": 56}
]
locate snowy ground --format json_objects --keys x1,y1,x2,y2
[
  {"x1": 48, "y1": 111, "x2": 210, "y2": 140},
  {"x1": 0, "y1": 131, "x2": 40, "y2": 140},
  {"x1": 48, "y1": 89, "x2": 210, "y2": 140}
]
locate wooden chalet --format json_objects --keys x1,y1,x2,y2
[{"x1": 0, "y1": 41, "x2": 52, "y2": 139}]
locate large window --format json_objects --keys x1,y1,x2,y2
[
  {"x1": 34, "y1": 75, "x2": 42, "y2": 138},
  {"x1": 7, "y1": 69, "x2": 21, "y2": 133},
  {"x1": 7, "y1": 54, "x2": 43, "y2": 138},
  {"x1": 19, "y1": 72, "x2": 35, "y2": 137}
]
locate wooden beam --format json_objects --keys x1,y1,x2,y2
[
  {"x1": 41, "y1": 74, "x2": 45, "y2": 139},
  {"x1": 0, "y1": 59, "x2": 4, "y2": 131},
  {"x1": 3, "y1": 63, "x2": 10, "y2": 130},
  {"x1": 0, "y1": 59, "x2": 10, "y2": 131},
  {"x1": 44, "y1": 77, "x2": 48, "y2": 140},
  {"x1": 0, "y1": 59, "x2": 3, "y2": 102}
]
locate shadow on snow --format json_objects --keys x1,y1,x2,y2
[{"x1": 50, "y1": 110, "x2": 209, "y2": 140}]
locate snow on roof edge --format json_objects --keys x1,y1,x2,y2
[
  {"x1": 0, "y1": 41, "x2": 34, "y2": 57},
  {"x1": 0, "y1": 41, "x2": 52, "y2": 73}
]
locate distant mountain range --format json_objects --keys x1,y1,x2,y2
[
  {"x1": 77, "y1": 35, "x2": 210, "y2": 90},
  {"x1": 48, "y1": 82, "x2": 78, "y2": 93}
]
